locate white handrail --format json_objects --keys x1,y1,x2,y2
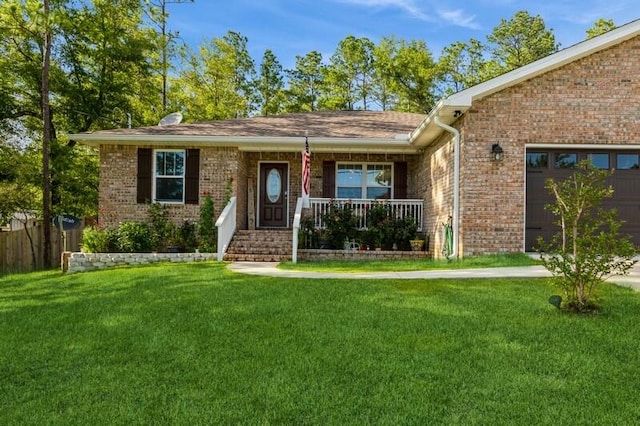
[
  {"x1": 291, "y1": 197, "x2": 304, "y2": 264},
  {"x1": 215, "y1": 197, "x2": 237, "y2": 261}
]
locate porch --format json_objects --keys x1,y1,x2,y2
[{"x1": 216, "y1": 197, "x2": 425, "y2": 262}]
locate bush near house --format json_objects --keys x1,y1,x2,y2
[
  {"x1": 82, "y1": 201, "x2": 216, "y2": 253},
  {"x1": 319, "y1": 200, "x2": 419, "y2": 251},
  {"x1": 322, "y1": 200, "x2": 359, "y2": 249},
  {"x1": 538, "y1": 161, "x2": 637, "y2": 312}
]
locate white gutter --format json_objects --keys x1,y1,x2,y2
[
  {"x1": 434, "y1": 116, "x2": 459, "y2": 259},
  {"x1": 68, "y1": 134, "x2": 419, "y2": 154}
]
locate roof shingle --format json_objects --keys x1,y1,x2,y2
[{"x1": 90, "y1": 111, "x2": 425, "y2": 139}]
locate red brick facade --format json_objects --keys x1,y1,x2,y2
[{"x1": 449, "y1": 36, "x2": 640, "y2": 256}]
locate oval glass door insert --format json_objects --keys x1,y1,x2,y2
[{"x1": 266, "y1": 168, "x2": 282, "y2": 203}]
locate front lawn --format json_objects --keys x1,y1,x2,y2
[{"x1": 1, "y1": 263, "x2": 639, "y2": 424}]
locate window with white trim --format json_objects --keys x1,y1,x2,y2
[
  {"x1": 336, "y1": 163, "x2": 392, "y2": 199},
  {"x1": 154, "y1": 149, "x2": 185, "y2": 202}
]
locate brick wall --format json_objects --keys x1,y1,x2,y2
[
  {"x1": 455, "y1": 36, "x2": 640, "y2": 256},
  {"x1": 413, "y1": 132, "x2": 456, "y2": 257},
  {"x1": 99, "y1": 145, "x2": 240, "y2": 228}
]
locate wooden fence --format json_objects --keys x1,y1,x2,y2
[{"x1": 0, "y1": 222, "x2": 84, "y2": 274}]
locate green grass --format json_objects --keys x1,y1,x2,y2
[
  {"x1": 280, "y1": 252, "x2": 540, "y2": 272},
  {"x1": 1, "y1": 262, "x2": 639, "y2": 424}
]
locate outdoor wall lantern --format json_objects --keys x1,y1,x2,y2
[{"x1": 491, "y1": 143, "x2": 504, "y2": 162}]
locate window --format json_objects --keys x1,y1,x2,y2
[
  {"x1": 554, "y1": 153, "x2": 578, "y2": 169},
  {"x1": 587, "y1": 153, "x2": 609, "y2": 169},
  {"x1": 526, "y1": 153, "x2": 548, "y2": 168},
  {"x1": 336, "y1": 163, "x2": 392, "y2": 199},
  {"x1": 617, "y1": 154, "x2": 639, "y2": 170},
  {"x1": 154, "y1": 150, "x2": 185, "y2": 202}
]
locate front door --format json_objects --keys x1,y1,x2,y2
[{"x1": 259, "y1": 163, "x2": 288, "y2": 228}]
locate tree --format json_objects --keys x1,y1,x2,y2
[
  {"x1": 146, "y1": 0, "x2": 194, "y2": 115},
  {"x1": 320, "y1": 35, "x2": 375, "y2": 110},
  {"x1": 436, "y1": 39, "x2": 500, "y2": 96},
  {"x1": 0, "y1": 0, "x2": 159, "y2": 266},
  {"x1": 371, "y1": 37, "x2": 400, "y2": 110},
  {"x1": 0, "y1": 132, "x2": 42, "y2": 269},
  {"x1": 586, "y1": 18, "x2": 616, "y2": 39},
  {"x1": 487, "y1": 11, "x2": 559, "y2": 73},
  {"x1": 387, "y1": 39, "x2": 438, "y2": 113},
  {"x1": 42, "y1": 0, "x2": 53, "y2": 267},
  {"x1": 58, "y1": 0, "x2": 157, "y2": 132},
  {"x1": 170, "y1": 30, "x2": 257, "y2": 120},
  {"x1": 257, "y1": 49, "x2": 285, "y2": 116},
  {"x1": 538, "y1": 161, "x2": 637, "y2": 312},
  {"x1": 284, "y1": 51, "x2": 324, "y2": 112}
]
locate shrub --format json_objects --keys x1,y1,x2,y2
[
  {"x1": 366, "y1": 201, "x2": 390, "y2": 249},
  {"x1": 82, "y1": 226, "x2": 118, "y2": 253},
  {"x1": 392, "y1": 217, "x2": 418, "y2": 250},
  {"x1": 299, "y1": 216, "x2": 319, "y2": 249},
  {"x1": 115, "y1": 221, "x2": 152, "y2": 253},
  {"x1": 322, "y1": 200, "x2": 359, "y2": 249},
  {"x1": 148, "y1": 203, "x2": 174, "y2": 252},
  {"x1": 366, "y1": 201, "x2": 418, "y2": 250},
  {"x1": 538, "y1": 160, "x2": 637, "y2": 312},
  {"x1": 176, "y1": 220, "x2": 198, "y2": 252},
  {"x1": 197, "y1": 195, "x2": 216, "y2": 252}
]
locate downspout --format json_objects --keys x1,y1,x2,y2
[{"x1": 434, "y1": 116, "x2": 460, "y2": 259}]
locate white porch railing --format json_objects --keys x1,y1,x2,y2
[
  {"x1": 215, "y1": 196, "x2": 237, "y2": 261},
  {"x1": 308, "y1": 198, "x2": 424, "y2": 232},
  {"x1": 291, "y1": 197, "x2": 305, "y2": 264}
]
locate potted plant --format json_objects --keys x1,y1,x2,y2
[
  {"x1": 410, "y1": 233, "x2": 429, "y2": 252},
  {"x1": 410, "y1": 238, "x2": 424, "y2": 251}
]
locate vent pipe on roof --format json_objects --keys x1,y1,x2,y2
[{"x1": 434, "y1": 116, "x2": 459, "y2": 260}]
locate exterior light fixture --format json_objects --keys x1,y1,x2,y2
[{"x1": 491, "y1": 143, "x2": 504, "y2": 161}]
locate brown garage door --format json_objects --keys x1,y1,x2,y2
[{"x1": 526, "y1": 149, "x2": 640, "y2": 251}]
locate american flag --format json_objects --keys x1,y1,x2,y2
[{"x1": 302, "y1": 137, "x2": 311, "y2": 207}]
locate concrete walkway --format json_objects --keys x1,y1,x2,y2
[{"x1": 227, "y1": 262, "x2": 640, "y2": 291}]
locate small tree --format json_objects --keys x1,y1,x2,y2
[
  {"x1": 538, "y1": 161, "x2": 637, "y2": 312},
  {"x1": 198, "y1": 195, "x2": 216, "y2": 252}
]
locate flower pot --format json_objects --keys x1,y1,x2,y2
[{"x1": 410, "y1": 239, "x2": 423, "y2": 251}]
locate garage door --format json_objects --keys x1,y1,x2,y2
[{"x1": 526, "y1": 149, "x2": 640, "y2": 251}]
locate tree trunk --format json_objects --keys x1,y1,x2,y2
[{"x1": 42, "y1": 0, "x2": 53, "y2": 269}]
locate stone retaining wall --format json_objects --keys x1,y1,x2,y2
[
  {"x1": 66, "y1": 252, "x2": 216, "y2": 273},
  {"x1": 66, "y1": 249, "x2": 431, "y2": 273}
]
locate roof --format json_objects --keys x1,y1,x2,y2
[
  {"x1": 410, "y1": 18, "x2": 640, "y2": 147},
  {"x1": 70, "y1": 111, "x2": 425, "y2": 154}
]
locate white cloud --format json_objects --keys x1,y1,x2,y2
[
  {"x1": 437, "y1": 9, "x2": 481, "y2": 30},
  {"x1": 334, "y1": 0, "x2": 434, "y2": 21},
  {"x1": 336, "y1": 0, "x2": 482, "y2": 29}
]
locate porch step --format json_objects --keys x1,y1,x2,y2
[{"x1": 224, "y1": 230, "x2": 293, "y2": 262}]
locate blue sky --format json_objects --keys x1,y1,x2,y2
[{"x1": 166, "y1": 0, "x2": 640, "y2": 69}]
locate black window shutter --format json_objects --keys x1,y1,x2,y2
[
  {"x1": 322, "y1": 161, "x2": 336, "y2": 198},
  {"x1": 393, "y1": 162, "x2": 407, "y2": 199},
  {"x1": 184, "y1": 149, "x2": 200, "y2": 204},
  {"x1": 137, "y1": 148, "x2": 152, "y2": 204}
]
